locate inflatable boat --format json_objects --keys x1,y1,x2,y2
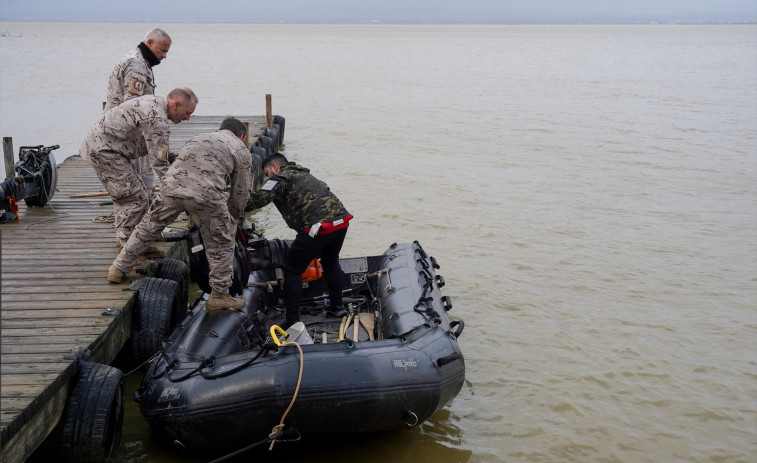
[{"x1": 135, "y1": 238, "x2": 465, "y2": 451}]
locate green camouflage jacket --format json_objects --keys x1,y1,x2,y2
[{"x1": 247, "y1": 162, "x2": 350, "y2": 232}]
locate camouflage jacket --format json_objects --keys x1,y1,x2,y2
[
  {"x1": 78, "y1": 95, "x2": 171, "y2": 178},
  {"x1": 162, "y1": 129, "x2": 253, "y2": 220},
  {"x1": 104, "y1": 47, "x2": 156, "y2": 111},
  {"x1": 247, "y1": 162, "x2": 350, "y2": 232}
]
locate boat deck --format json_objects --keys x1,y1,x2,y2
[{"x1": 0, "y1": 115, "x2": 272, "y2": 463}]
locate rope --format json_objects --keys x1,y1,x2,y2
[
  {"x1": 247, "y1": 280, "x2": 279, "y2": 288},
  {"x1": 269, "y1": 341, "x2": 304, "y2": 451},
  {"x1": 204, "y1": 341, "x2": 301, "y2": 462},
  {"x1": 207, "y1": 428, "x2": 287, "y2": 463},
  {"x1": 93, "y1": 211, "x2": 115, "y2": 223},
  {"x1": 23, "y1": 212, "x2": 71, "y2": 229}
]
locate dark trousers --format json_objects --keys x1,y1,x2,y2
[{"x1": 282, "y1": 227, "x2": 348, "y2": 323}]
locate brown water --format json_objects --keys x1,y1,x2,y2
[{"x1": 2, "y1": 22, "x2": 756, "y2": 463}]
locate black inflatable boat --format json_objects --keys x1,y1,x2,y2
[{"x1": 135, "y1": 238, "x2": 465, "y2": 451}]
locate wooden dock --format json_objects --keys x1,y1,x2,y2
[{"x1": 0, "y1": 115, "x2": 277, "y2": 463}]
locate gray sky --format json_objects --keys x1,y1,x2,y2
[{"x1": 0, "y1": 0, "x2": 755, "y2": 23}]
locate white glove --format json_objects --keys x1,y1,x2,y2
[{"x1": 308, "y1": 223, "x2": 322, "y2": 237}]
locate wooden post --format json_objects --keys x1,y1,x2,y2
[
  {"x1": 3, "y1": 137, "x2": 14, "y2": 179},
  {"x1": 266, "y1": 94, "x2": 273, "y2": 128}
]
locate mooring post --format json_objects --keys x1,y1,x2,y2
[
  {"x1": 266, "y1": 94, "x2": 273, "y2": 128},
  {"x1": 3, "y1": 137, "x2": 14, "y2": 179}
]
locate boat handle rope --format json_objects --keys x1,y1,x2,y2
[
  {"x1": 199, "y1": 345, "x2": 274, "y2": 380},
  {"x1": 448, "y1": 320, "x2": 465, "y2": 339},
  {"x1": 413, "y1": 241, "x2": 440, "y2": 269},
  {"x1": 166, "y1": 356, "x2": 216, "y2": 382},
  {"x1": 413, "y1": 240, "x2": 428, "y2": 259},
  {"x1": 434, "y1": 351, "x2": 462, "y2": 367},
  {"x1": 157, "y1": 344, "x2": 276, "y2": 383}
]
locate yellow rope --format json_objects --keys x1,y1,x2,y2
[{"x1": 269, "y1": 341, "x2": 304, "y2": 451}]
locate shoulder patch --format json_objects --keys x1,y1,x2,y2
[
  {"x1": 128, "y1": 77, "x2": 145, "y2": 96},
  {"x1": 261, "y1": 179, "x2": 279, "y2": 191}
]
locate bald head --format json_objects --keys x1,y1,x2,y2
[
  {"x1": 143, "y1": 28, "x2": 171, "y2": 61},
  {"x1": 144, "y1": 28, "x2": 170, "y2": 43},
  {"x1": 166, "y1": 88, "x2": 198, "y2": 124}
]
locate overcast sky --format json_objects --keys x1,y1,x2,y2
[{"x1": 0, "y1": 0, "x2": 755, "y2": 23}]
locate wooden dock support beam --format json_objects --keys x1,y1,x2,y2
[
  {"x1": 266, "y1": 94, "x2": 273, "y2": 128},
  {"x1": 3, "y1": 136, "x2": 14, "y2": 179}
]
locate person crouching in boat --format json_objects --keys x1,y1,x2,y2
[
  {"x1": 246, "y1": 153, "x2": 352, "y2": 328},
  {"x1": 108, "y1": 117, "x2": 253, "y2": 311}
]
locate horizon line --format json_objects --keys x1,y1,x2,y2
[{"x1": 1, "y1": 19, "x2": 756, "y2": 26}]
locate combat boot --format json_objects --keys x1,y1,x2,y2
[
  {"x1": 108, "y1": 265, "x2": 125, "y2": 283},
  {"x1": 206, "y1": 290, "x2": 245, "y2": 311},
  {"x1": 143, "y1": 246, "x2": 166, "y2": 258}
]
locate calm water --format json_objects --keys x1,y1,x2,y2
[{"x1": 2, "y1": 22, "x2": 756, "y2": 463}]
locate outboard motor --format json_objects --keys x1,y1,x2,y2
[{"x1": 0, "y1": 144, "x2": 59, "y2": 222}]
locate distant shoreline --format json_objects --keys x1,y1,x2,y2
[{"x1": 1, "y1": 19, "x2": 756, "y2": 25}]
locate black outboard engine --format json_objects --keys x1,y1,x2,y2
[
  {"x1": 16, "y1": 144, "x2": 58, "y2": 207},
  {"x1": 0, "y1": 144, "x2": 59, "y2": 222}
]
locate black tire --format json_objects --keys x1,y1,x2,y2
[
  {"x1": 265, "y1": 126, "x2": 280, "y2": 153},
  {"x1": 61, "y1": 361, "x2": 124, "y2": 463},
  {"x1": 156, "y1": 257, "x2": 189, "y2": 310},
  {"x1": 132, "y1": 277, "x2": 182, "y2": 363},
  {"x1": 249, "y1": 147, "x2": 265, "y2": 190},
  {"x1": 258, "y1": 136, "x2": 274, "y2": 156},
  {"x1": 273, "y1": 115, "x2": 285, "y2": 146}
]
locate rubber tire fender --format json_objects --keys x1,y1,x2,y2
[
  {"x1": 156, "y1": 257, "x2": 190, "y2": 311},
  {"x1": 273, "y1": 115, "x2": 285, "y2": 145},
  {"x1": 250, "y1": 146, "x2": 266, "y2": 190},
  {"x1": 258, "y1": 135, "x2": 274, "y2": 157},
  {"x1": 61, "y1": 361, "x2": 124, "y2": 463},
  {"x1": 131, "y1": 277, "x2": 182, "y2": 363}
]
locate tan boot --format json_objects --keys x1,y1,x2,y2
[
  {"x1": 206, "y1": 290, "x2": 245, "y2": 311},
  {"x1": 108, "y1": 265, "x2": 125, "y2": 283},
  {"x1": 143, "y1": 246, "x2": 166, "y2": 258},
  {"x1": 133, "y1": 256, "x2": 158, "y2": 274}
]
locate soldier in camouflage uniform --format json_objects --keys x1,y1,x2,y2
[
  {"x1": 109, "y1": 117, "x2": 252, "y2": 311},
  {"x1": 79, "y1": 87, "x2": 198, "y2": 253},
  {"x1": 246, "y1": 153, "x2": 352, "y2": 326},
  {"x1": 105, "y1": 28, "x2": 172, "y2": 203}
]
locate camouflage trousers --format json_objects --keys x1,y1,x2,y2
[
  {"x1": 113, "y1": 194, "x2": 237, "y2": 294},
  {"x1": 132, "y1": 155, "x2": 154, "y2": 195},
  {"x1": 89, "y1": 151, "x2": 150, "y2": 247}
]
